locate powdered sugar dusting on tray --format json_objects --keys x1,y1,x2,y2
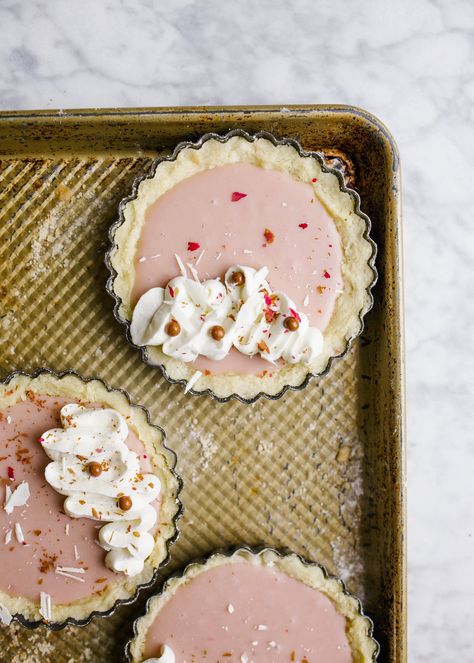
[{"x1": 5, "y1": 621, "x2": 96, "y2": 662}]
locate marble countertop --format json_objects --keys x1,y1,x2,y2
[{"x1": 0, "y1": 0, "x2": 473, "y2": 661}]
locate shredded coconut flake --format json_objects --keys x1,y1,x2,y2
[
  {"x1": 55, "y1": 570, "x2": 85, "y2": 582},
  {"x1": 227, "y1": 603, "x2": 235, "y2": 614},
  {"x1": 184, "y1": 371, "x2": 202, "y2": 394},
  {"x1": 175, "y1": 253, "x2": 187, "y2": 277},
  {"x1": 14, "y1": 522, "x2": 25, "y2": 544},
  {"x1": 74, "y1": 544, "x2": 80, "y2": 560},
  {"x1": 186, "y1": 262, "x2": 200, "y2": 282},
  {"x1": 4, "y1": 481, "x2": 30, "y2": 514},
  {"x1": 39, "y1": 592, "x2": 52, "y2": 621},
  {"x1": 195, "y1": 249, "x2": 206, "y2": 266},
  {"x1": 5, "y1": 416, "x2": 12, "y2": 424},
  {"x1": 303, "y1": 294, "x2": 310, "y2": 307},
  {"x1": 138, "y1": 256, "x2": 146, "y2": 263},
  {"x1": 56, "y1": 566, "x2": 84, "y2": 574},
  {"x1": 257, "y1": 624, "x2": 268, "y2": 631},
  {"x1": 4, "y1": 529, "x2": 12, "y2": 545},
  {"x1": 215, "y1": 252, "x2": 222, "y2": 261},
  {"x1": 0, "y1": 602, "x2": 12, "y2": 625},
  {"x1": 65, "y1": 524, "x2": 70, "y2": 536}
]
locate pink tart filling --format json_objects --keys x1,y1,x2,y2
[
  {"x1": 144, "y1": 563, "x2": 352, "y2": 662},
  {"x1": 0, "y1": 396, "x2": 158, "y2": 605},
  {"x1": 132, "y1": 163, "x2": 343, "y2": 375}
]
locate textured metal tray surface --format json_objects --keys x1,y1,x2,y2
[{"x1": 0, "y1": 106, "x2": 405, "y2": 663}]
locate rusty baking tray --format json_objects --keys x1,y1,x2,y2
[{"x1": 0, "y1": 106, "x2": 405, "y2": 663}]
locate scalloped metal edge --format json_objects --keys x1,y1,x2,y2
[
  {"x1": 0, "y1": 367, "x2": 183, "y2": 631},
  {"x1": 105, "y1": 129, "x2": 378, "y2": 404},
  {"x1": 125, "y1": 544, "x2": 380, "y2": 662}
]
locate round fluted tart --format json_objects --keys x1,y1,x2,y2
[
  {"x1": 108, "y1": 131, "x2": 376, "y2": 401},
  {"x1": 0, "y1": 371, "x2": 181, "y2": 627},
  {"x1": 128, "y1": 548, "x2": 378, "y2": 663}
]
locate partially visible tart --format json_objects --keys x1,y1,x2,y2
[
  {"x1": 0, "y1": 371, "x2": 181, "y2": 627},
  {"x1": 108, "y1": 130, "x2": 376, "y2": 402},
  {"x1": 128, "y1": 548, "x2": 378, "y2": 663}
]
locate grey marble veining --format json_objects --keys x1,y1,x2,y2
[{"x1": 1, "y1": 0, "x2": 473, "y2": 661}]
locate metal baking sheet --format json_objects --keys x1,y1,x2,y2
[{"x1": 0, "y1": 105, "x2": 405, "y2": 663}]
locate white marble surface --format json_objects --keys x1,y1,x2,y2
[{"x1": 0, "y1": 0, "x2": 473, "y2": 660}]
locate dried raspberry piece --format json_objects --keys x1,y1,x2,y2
[
  {"x1": 289, "y1": 308, "x2": 301, "y2": 323},
  {"x1": 263, "y1": 228, "x2": 275, "y2": 244},
  {"x1": 265, "y1": 309, "x2": 276, "y2": 323}
]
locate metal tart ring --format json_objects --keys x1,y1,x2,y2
[
  {"x1": 0, "y1": 367, "x2": 183, "y2": 630},
  {"x1": 106, "y1": 129, "x2": 378, "y2": 404},
  {"x1": 125, "y1": 544, "x2": 380, "y2": 662}
]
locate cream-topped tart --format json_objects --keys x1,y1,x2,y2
[
  {"x1": 0, "y1": 371, "x2": 180, "y2": 626},
  {"x1": 128, "y1": 549, "x2": 378, "y2": 663},
  {"x1": 108, "y1": 131, "x2": 376, "y2": 401}
]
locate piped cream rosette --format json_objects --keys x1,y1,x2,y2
[
  {"x1": 130, "y1": 265, "x2": 323, "y2": 366},
  {"x1": 41, "y1": 404, "x2": 160, "y2": 577}
]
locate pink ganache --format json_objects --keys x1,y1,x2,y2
[
  {"x1": 132, "y1": 163, "x2": 343, "y2": 375},
  {"x1": 144, "y1": 562, "x2": 352, "y2": 662},
  {"x1": 0, "y1": 396, "x2": 157, "y2": 604}
]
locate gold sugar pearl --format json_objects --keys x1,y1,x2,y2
[
  {"x1": 231, "y1": 271, "x2": 245, "y2": 286},
  {"x1": 118, "y1": 495, "x2": 132, "y2": 511},
  {"x1": 284, "y1": 316, "x2": 300, "y2": 331},
  {"x1": 166, "y1": 320, "x2": 181, "y2": 336},
  {"x1": 88, "y1": 461, "x2": 102, "y2": 477},
  {"x1": 210, "y1": 325, "x2": 225, "y2": 341}
]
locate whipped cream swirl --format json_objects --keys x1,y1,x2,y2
[
  {"x1": 144, "y1": 645, "x2": 175, "y2": 663},
  {"x1": 131, "y1": 265, "x2": 323, "y2": 365},
  {"x1": 41, "y1": 404, "x2": 160, "y2": 577}
]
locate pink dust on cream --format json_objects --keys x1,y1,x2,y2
[{"x1": 132, "y1": 163, "x2": 343, "y2": 375}]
